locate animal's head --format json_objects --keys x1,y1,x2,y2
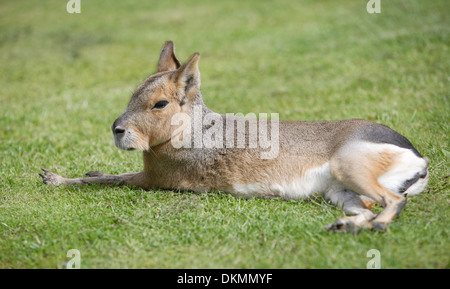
[{"x1": 112, "y1": 41, "x2": 201, "y2": 151}]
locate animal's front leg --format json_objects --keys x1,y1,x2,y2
[{"x1": 39, "y1": 168, "x2": 142, "y2": 187}]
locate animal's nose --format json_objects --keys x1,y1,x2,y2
[
  {"x1": 112, "y1": 119, "x2": 126, "y2": 136},
  {"x1": 114, "y1": 126, "x2": 126, "y2": 136}
]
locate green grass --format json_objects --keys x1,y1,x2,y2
[{"x1": 0, "y1": 0, "x2": 449, "y2": 268}]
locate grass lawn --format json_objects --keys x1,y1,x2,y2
[{"x1": 0, "y1": 0, "x2": 448, "y2": 268}]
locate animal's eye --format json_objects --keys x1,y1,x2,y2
[{"x1": 152, "y1": 100, "x2": 169, "y2": 110}]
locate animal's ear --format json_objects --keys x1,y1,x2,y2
[
  {"x1": 157, "y1": 41, "x2": 181, "y2": 72},
  {"x1": 173, "y1": 53, "x2": 201, "y2": 99}
]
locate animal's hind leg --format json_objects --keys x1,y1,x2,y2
[
  {"x1": 330, "y1": 150, "x2": 408, "y2": 230},
  {"x1": 325, "y1": 189, "x2": 377, "y2": 233},
  {"x1": 366, "y1": 187, "x2": 407, "y2": 230},
  {"x1": 334, "y1": 176, "x2": 407, "y2": 230}
]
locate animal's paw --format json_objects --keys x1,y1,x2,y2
[
  {"x1": 85, "y1": 171, "x2": 104, "y2": 177},
  {"x1": 39, "y1": 169, "x2": 65, "y2": 185},
  {"x1": 326, "y1": 219, "x2": 359, "y2": 234},
  {"x1": 367, "y1": 221, "x2": 387, "y2": 231}
]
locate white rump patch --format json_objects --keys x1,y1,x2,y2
[{"x1": 377, "y1": 146, "x2": 428, "y2": 196}]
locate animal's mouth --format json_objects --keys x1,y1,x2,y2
[{"x1": 114, "y1": 138, "x2": 135, "y2": 151}]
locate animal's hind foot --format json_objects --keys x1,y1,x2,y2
[
  {"x1": 367, "y1": 221, "x2": 387, "y2": 231},
  {"x1": 325, "y1": 219, "x2": 359, "y2": 234},
  {"x1": 326, "y1": 210, "x2": 380, "y2": 233},
  {"x1": 326, "y1": 217, "x2": 388, "y2": 232}
]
